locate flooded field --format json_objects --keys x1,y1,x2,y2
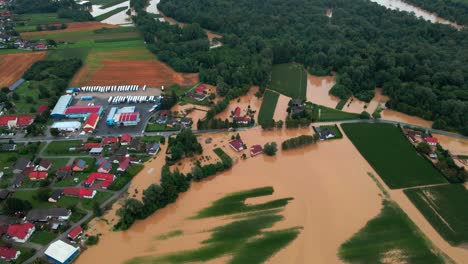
[
  {"x1": 77, "y1": 127, "x2": 384, "y2": 264},
  {"x1": 341, "y1": 88, "x2": 390, "y2": 114},
  {"x1": 370, "y1": 0, "x2": 461, "y2": 29},
  {"x1": 306, "y1": 73, "x2": 338, "y2": 108},
  {"x1": 172, "y1": 103, "x2": 210, "y2": 124},
  {"x1": 380, "y1": 109, "x2": 433, "y2": 128},
  {"x1": 215, "y1": 86, "x2": 262, "y2": 121},
  {"x1": 434, "y1": 134, "x2": 468, "y2": 156}
]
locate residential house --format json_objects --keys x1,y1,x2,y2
[
  {"x1": 234, "y1": 116, "x2": 250, "y2": 125},
  {"x1": 28, "y1": 171, "x2": 48, "y2": 181},
  {"x1": 6, "y1": 222, "x2": 35, "y2": 243},
  {"x1": 13, "y1": 158, "x2": 32, "y2": 174},
  {"x1": 11, "y1": 174, "x2": 25, "y2": 188},
  {"x1": 229, "y1": 139, "x2": 245, "y2": 152},
  {"x1": 67, "y1": 226, "x2": 82, "y2": 241},
  {"x1": 96, "y1": 159, "x2": 112, "y2": 173},
  {"x1": 48, "y1": 189, "x2": 64, "y2": 203},
  {"x1": 83, "y1": 172, "x2": 115, "y2": 189},
  {"x1": 36, "y1": 159, "x2": 52, "y2": 171},
  {"x1": 56, "y1": 169, "x2": 72, "y2": 181},
  {"x1": 424, "y1": 137, "x2": 438, "y2": 146},
  {"x1": 72, "y1": 160, "x2": 87, "y2": 172},
  {"x1": 26, "y1": 208, "x2": 71, "y2": 222},
  {"x1": 89, "y1": 147, "x2": 103, "y2": 156},
  {"x1": 129, "y1": 138, "x2": 142, "y2": 151},
  {"x1": 83, "y1": 143, "x2": 101, "y2": 150},
  {"x1": 102, "y1": 136, "x2": 119, "y2": 145},
  {"x1": 1, "y1": 144, "x2": 16, "y2": 151},
  {"x1": 147, "y1": 143, "x2": 160, "y2": 155},
  {"x1": 63, "y1": 187, "x2": 96, "y2": 199},
  {"x1": 250, "y1": 145, "x2": 263, "y2": 156},
  {"x1": 180, "y1": 117, "x2": 192, "y2": 127},
  {"x1": 0, "y1": 247, "x2": 20, "y2": 261},
  {"x1": 117, "y1": 157, "x2": 130, "y2": 172},
  {"x1": 82, "y1": 113, "x2": 99, "y2": 133},
  {"x1": 120, "y1": 134, "x2": 131, "y2": 145}
]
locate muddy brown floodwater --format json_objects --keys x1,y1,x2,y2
[
  {"x1": 380, "y1": 109, "x2": 433, "y2": 128},
  {"x1": 273, "y1": 93, "x2": 291, "y2": 121},
  {"x1": 77, "y1": 127, "x2": 385, "y2": 264},
  {"x1": 215, "y1": 86, "x2": 262, "y2": 121},
  {"x1": 306, "y1": 73, "x2": 339, "y2": 108},
  {"x1": 434, "y1": 134, "x2": 468, "y2": 156}
]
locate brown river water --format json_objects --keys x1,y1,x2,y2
[{"x1": 77, "y1": 127, "x2": 385, "y2": 263}]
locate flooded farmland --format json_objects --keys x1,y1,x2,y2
[
  {"x1": 434, "y1": 134, "x2": 468, "y2": 156},
  {"x1": 77, "y1": 127, "x2": 384, "y2": 264},
  {"x1": 215, "y1": 86, "x2": 262, "y2": 121},
  {"x1": 380, "y1": 109, "x2": 433, "y2": 128},
  {"x1": 306, "y1": 73, "x2": 338, "y2": 108}
]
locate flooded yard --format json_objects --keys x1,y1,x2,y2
[
  {"x1": 215, "y1": 86, "x2": 262, "y2": 121},
  {"x1": 306, "y1": 74, "x2": 338, "y2": 108}
]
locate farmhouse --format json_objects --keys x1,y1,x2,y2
[
  {"x1": 51, "y1": 121, "x2": 82, "y2": 132},
  {"x1": 63, "y1": 187, "x2": 96, "y2": 199},
  {"x1": 424, "y1": 137, "x2": 438, "y2": 146},
  {"x1": 82, "y1": 113, "x2": 100, "y2": 133},
  {"x1": 64, "y1": 105, "x2": 103, "y2": 119},
  {"x1": 26, "y1": 208, "x2": 71, "y2": 222},
  {"x1": 36, "y1": 159, "x2": 52, "y2": 171},
  {"x1": 233, "y1": 106, "x2": 241, "y2": 117},
  {"x1": 28, "y1": 171, "x2": 48, "y2": 181},
  {"x1": 0, "y1": 247, "x2": 20, "y2": 261},
  {"x1": 83, "y1": 172, "x2": 115, "y2": 189},
  {"x1": 0, "y1": 115, "x2": 34, "y2": 129},
  {"x1": 6, "y1": 222, "x2": 35, "y2": 243},
  {"x1": 45, "y1": 240, "x2": 80, "y2": 264},
  {"x1": 102, "y1": 136, "x2": 119, "y2": 145},
  {"x1": 67, "y1": 226, "x2": 82, "y2": 241},
  {"x1": 250, "y1": 145, "x2": 263, "y2": 156},
  {"x1": 72, "y1": 159, "x2": 88, "y2": 172},
  {"x1": 229, "y1": 139, "x2": 245, "y2": 152},
  {"x1": 51, "y1": 95, "x2": 73, "y2": 119}
]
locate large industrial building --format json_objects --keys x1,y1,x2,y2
[
  {"x1": 51, "y1": 95, "x2": 73, "y2": 119},
  {"x1": 51, "y1": 121, "x2": 82, "y2": 132},
  {"x1": 106, "y1": 106, "x2": 140, "y2": 126},
  {"x1": 45, "y1": 240, "x2": 80, "y2": 264},
  {"x1": 64, "y1": 105, "x2": 103, "y2": 119}
]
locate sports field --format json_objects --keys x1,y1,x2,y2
[
  {"x1": 258, "y1": 90, "x2": 280, "y2": 125},
  {"x1": 404, "y1": 184, "x2": 468, "y2": 245},
  {"x1": 342, "y1": 123, "x2": 446, "y2": 189},
  {"x1": 269, "y1": 63, "x2": 307, "y2": 99},
  {"x1": 0, "y1": 52, "x2": 47, "y2": 87}
]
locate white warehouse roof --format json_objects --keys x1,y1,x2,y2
[
  {"x1": 51, "y1": 121, "x2": 82, "y2": 131},
  {"x1": 45, "y1": 240, "x2": 79, "y2": 263},
  {"x1": 51, "y1": 95, "x2": 73, "y2": 116},
  {"x1": 117, "y1": 106, "x2": 135, "y2": 114}
]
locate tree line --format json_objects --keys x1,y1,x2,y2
[
  {"x1": 403, "y1": 0, "x2": 468, "y2": 26},
  {"x1": 282, "y1": 135, "x2": 319, "y2": 150},
  {"x1": 157, "y1": 0, "x2": 468, "y2": 135},
  {"x1": 13, "y1": 0, "x2": 93, "y2": 21}
]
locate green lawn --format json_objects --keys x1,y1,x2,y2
[
  {"x1": 13, "y1": 190, "x2": 79, "y2": 209},
  {"x1": 108, "y1": 164, "x2": 144, "y2": 191},
  {"x1": 46, "y1": 47, "x2": 91, "y2": 61},
  {"x1": 29, "y1": 230, "x2": 57, "y2": 245},
  {"x1": 317, "y1": 105, "x2": 360, "y2": 122},
  {"x1": 47, "y1": 158, "x2": 71, "y2": 172},
  {"x1": 54, "y1": 172, "x2": 89, "y2": 187},
  {"x1": 81, "y1": 191, "x2": 114, "y2": 210},
  {"x1": 14, "y1": 13, "x2": 72, "y2": 26},
  {"x1": 269, "y1": 63, "x2": 307, "y2": 99},
  {"x1": 335, "y1": 99, "x2": 347, "y2": 110},
  {"x1": 145, "y1": 123, "x2": 180, "y2": 132},
  {"x1": 404, "y1": 184, "x2": 468, "y2": 245},
  {"x1": 12, "y1": 81, "x2": 48, "y2": 114},
  {"x1": 258, "y1": 90, "x2": 280, "y2": 125},
  {"x1": 339, "y1": 200, "x2": 448, "y2": 263},
  {"x1": 342, "y1": 123, "x2": 446, "y2": 189},
  {"x1": 43, "y1": 141, "x2": 84, "y2": 156},
  {"x1": 14, "y1": 246, "x2": 36, "y2": 264},
  {"x1": 141, "y1": 136, "x2": 164, "y2": 143}
]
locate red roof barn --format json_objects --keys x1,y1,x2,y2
[
  {"x1": 233, "y1": 107, "x2": 241, "y2": 117},
  {"x1": 83, "y1": 143, "x2": 101, "y2": 150},
  {"x1": 83, "y1": 113, "x2": 100, "y2": 133},
  {"x1": 424, "y1": 137, "x2": 438, "y2": 146}
]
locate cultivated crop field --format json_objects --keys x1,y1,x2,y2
[
  {"x1": 404, "y1": 184, "x2": 468, "y2": 245},
  {"x1": 258, "y1": 89, "x2": 280, "y2": 125},
  {"x1": 339, "y1": 200, "x2": 448, "y2": 263},
  {"x1": 270, "y1": 63, "x2": 307, "y2": 99},
  {"x1": 342, "y1": 123, "x2": 446, "y2": 189},
  {"x1": 316, "y1": 105, "x2": 360, "y2": 122},
  {"x1": 0, "y1": 52, "x2": 47, "y2": 87}
]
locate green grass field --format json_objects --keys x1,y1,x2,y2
[
  {"x1": 12, "y1": 81, "x2": 48, "y2": 114},
  {"x1": 269, "y1": 63, "x2": 307, "y2": 99},
  {"x1": 14, "y1": 246, "x2": 36, "y2": 264},
  {"x1": 46, "y1": 158, "x2": 70, "y2": 172},
  {"x1": 339, "y1": 200, "x2": 448, "y2": 263},
  {"x1": 317, "y1": 105, "x2": 360, "y2": 122},
  {"x1": 81, "y1": 191, "x2": 114, "y2": 210},
  {"x1": 14, "y1": 13, "x2": 72, "y2": 26},
  {"x1": 342, "y1": 123, "x2": 446, "y2": 189},
  {"x1": 93, "y1": 0, "x2": 127, "y2": 8},
  {"x1": 47, "y1": 47, "x2": 91, "y2": 61},
  {"x1": 335, "y1": 99, "x2": 347, "y2": 110},
  {"x1": 258, "y1": 90, "x2": 279, "y2": 125},
  {"x1": 270, "y1": 63, "x2": 307, "y2": 99},
  {"x1": 43, "y1": 140, "x2": 84, "y2": 156},
  {"x1": 404, "y1": 184, "x2": 468, "y2": 245},
  {"x1": 126, "y1": 187, "x2": 299, "y2": 264},
  {"x1": 13, "y1": 190, "x2": 79, "y2": 209},
  {"x1": 29, "y1": 230, "x2": 57, "y2": 245}
]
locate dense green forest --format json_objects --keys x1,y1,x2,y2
[
  {"x1": 404, "y1": 0, "x2": 468, "y2": 25},
  {"x1": 13, "y1": 0, "x2": 93, "y2": 21},
  {"x1": 154, "y1": 0, "x2": 468, "y2": 134}
]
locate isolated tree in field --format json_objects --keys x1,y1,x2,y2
[
  {"x1": 416, "y1": 142, "x2": 431, "y2": 154},
  {"x1": 264, "y1": 142, "x2": 278, "y2": 156}
]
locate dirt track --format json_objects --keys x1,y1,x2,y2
[{"x1": 0, "y1": 52, "x2": 47, "y2": 87}]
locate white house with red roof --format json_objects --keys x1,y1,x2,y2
[
  {"x1": 29, "y1": 171, "x2": 48, "y2": 181},
  {"x1": 0, "y1": 115, "x2": 34, "y2": 129},
  {"x1": 229, "y1": 139, "x2": 245, "y2": 152},
  {"x1": 103, "y1": 136, "x2": 119, "y2": 145},
  {"x1": 6, "y1": 222, "x2": 35, "y2": 243},
  {"x1": 83, "y1": 173, "x2": 115, "y2": 189},
  {"x1": 121, "y1": 134, "x2": 131, "y2": 145},
  {"x1": 0, "y1": 247, "x2": 20, "y2": 261},
  {"x1": 35, "y1": 159, "x2": 52, "y2": 171},
  {"x1": 424, "y1": 137, "x2": 438, "y2": 146}
]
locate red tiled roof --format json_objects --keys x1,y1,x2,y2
[
  {"x1": 63, "y1": 187, "x2": 95, "y2": 198},
  {"x1": 28, "y1": 171, "x2": 48, "y2": 180},
  {"x1": 84, "y1": 143, "x2": 101, "y2": 149},
  {"x1": 121, "y1": 134, "x2": 131, "y2": 143},
  {"x1": 0, "y1": 247, "x2": 19, "y2": 260},
  {"x1": 195, "y1": 84, "x2": 206, "y2": 93},
  {"x1": 83, "y1": 113, "x2": 99, "y2": 130},
  {"x1": 68, "y1": 225, "x2": 82, "y2": 240},
  {"x1": 83, "y1": 173, "x2": 115, "y2": 187},
  {"x1": 233, "y1": 107, "x2": 241, "y2": 117},
  {"x1": 0, "y1": 116, "x2": 34, "y2": 127},
  {"x1": 103, "y1": 136, "x2": 119, "y2": 145},
  {"x1": 118, "y1": 112, "x2": 139, "y2": 122},
  {"x1": 58, "y1": 165, "x2": 72, "y2": 171},
  {"x1": 35, "y1": 43, "x2": 46, "y2": 49},
  {"x1": 425, "y1": 137, "x2": 438, "y2": 143},
  {"x1": 250, "y1": 144, "x2": 263, "y2": 155},
  {"x1": 118, "y1": 158, "x2": 130, "y2": 171},
  {"x1": 7, "y1": 223, "x2": 34, "y2": 240},
  {"x1": 65, "y1": 105, "x2": 102, "y2": 115},
  {"x1": 37, "y1": 105, "x2": 47, "y2": 114},
  {"x1": 229, "y1": 139, "x2": 244, "y2": 151}
]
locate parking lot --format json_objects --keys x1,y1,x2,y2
[{"x1": 71, "y1": 87, "x2": 163, "y2": 136}]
